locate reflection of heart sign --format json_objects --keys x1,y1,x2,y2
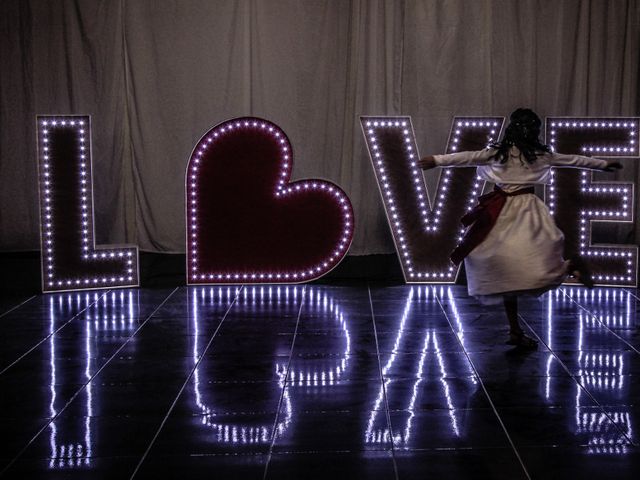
[
  {"x1": 191, "y1": 286, "x2": 352, "y2": 443},
  {"x1": 186, "y1": 117, "x2": 354, "y2": 284}
]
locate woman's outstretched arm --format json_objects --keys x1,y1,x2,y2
[
  {"x1": 549, "y1": 152, "x2": 623, "y2": 171},
  {"x1": 418, "y1": 149, "x2": 496, "y2": 170}
]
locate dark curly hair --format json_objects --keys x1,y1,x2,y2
[{"x1": 490, "y1": 108, "x2": 551, "y2": 164}]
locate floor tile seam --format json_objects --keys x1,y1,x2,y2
[
  {"x1": 393, "y1": 446, "x2": 525, "y2": 455},
  {"x1": 290, "y1": 444, "x2": 382, "y2": 453},
  {"x1": 559, "y1": 288, "x2": 640, "y2": 356},
  {"x1": 0, "y1": 295, "x2": 37, "y2": 319},
  {"x1": 263, "y1": 285, "x2": 307, "y2": 480},
  {"x1": 0, "y1": 290, "x2": 111, "y2": 378},
  {"x1": 517, "y1": 308, "x2": 638, "y2": 448},
  {"x1": 594, "y1": 404, "x2": 640, "y2": 411},
  {"x1": 269, "y1": 448, "x2": 394, "y2": 456},
  {"x1": 366, "y1": 283, "x2": 400, "y2": 480},
  {"x1": 0, "y1": 405, "x2": 512, "y2": 422},
  {"x1": 535, "y1": 347, "x2": 638, "y2": 353},
  {"x1": 262, "y1": 407, "x2": 497, "y2": 415},
  {"x1": 514, "y1": 444, "x2": 640, "y2": 452},
  {"x1": 269, "y1": 447, "x2": 392, "y2": 454},
  {"x1": 0, "y1": 453, "x2": 141, "y2": 461},
  {"x1": 622, "y1": 287, "x2": 640, "y2": 301},
  {"x1": 484, "y1": 441, "x2": 631, "y2": 449},
  {"x1": 128, "y1": 286, "x2": 245, "y2": 479},
  {"x1": 14, "y1": 409, "x2": 283, "y2": 420},
  {"x1": 0, "y1": 287, "x2": 180, "y2": 478},
  {"x1": 433, "y1": 292, "x2": 532, "y2": 480}
]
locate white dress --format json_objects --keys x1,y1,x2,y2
[{"x1": 433, "y1": 147, "x2": 608, "y2": 303}]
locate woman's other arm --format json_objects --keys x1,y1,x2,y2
[{"x1": 549, "y1": 152, "x2": 622, "y2": 172}]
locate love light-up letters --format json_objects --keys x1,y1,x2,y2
[
  {"x1": 362, "y1": 115, "x2": 638, "y2": 287},
  {"x1": 35, "y1": 113, "x2": 636, "y2": 291},
  {"x1": 360, "y1": 116, "x2": 505, "y2": 283},
  {"x1": 186, "y1": 117, "x2": 353, "y2": 284},
  {"x1": 546, "y1": 118, "x2": 638, "y2": 286},
  {"x1": 37, "y1": 116, "x2": 139, "y2": 293}
]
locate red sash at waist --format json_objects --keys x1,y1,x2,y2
[{"x1": 450, "y1": 186, "x2": 535, "y2": 265}]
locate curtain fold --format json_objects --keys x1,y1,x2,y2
[
  {"x1": 0, "y1": 0, "x2": 37, "y2": 249},
  {"x1": 1, "y1": 0, "x2": 638, "y2": 255}
]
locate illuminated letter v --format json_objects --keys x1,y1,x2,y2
[{"x1": 360, "y1": 116, "x2": 504, "y2": 283}]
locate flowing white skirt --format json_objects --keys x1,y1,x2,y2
[{"x1": 464, "y1": 192, "x2": 568, "y2": 304}]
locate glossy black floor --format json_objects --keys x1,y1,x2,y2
[{"x1": 1, "y1": 283, "x2": 639, "y2": 479}]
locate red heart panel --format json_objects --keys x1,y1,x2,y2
[{"x1": 186, "y1": 117, "x2": 354, "y2": 284}]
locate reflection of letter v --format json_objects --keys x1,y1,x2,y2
[{"x1": 361, "y1": 116, "x2": 504, "y2": 283}]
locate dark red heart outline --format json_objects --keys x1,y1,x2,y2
[{"x1": 185, "y1": 117, "x2": 354, "y2": 284}]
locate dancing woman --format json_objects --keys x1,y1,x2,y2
[{"x1": 419, "y1": 108, "x2": 622, "y2": 348}]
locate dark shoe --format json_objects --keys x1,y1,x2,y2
[
  {"x1": 506, "y1": 330, "x2": 538, "y2": 349},
  {"x1": 568, "y1": 256, "x2": 594, "y2": 289}
]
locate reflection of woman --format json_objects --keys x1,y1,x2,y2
[{"x1": 419, "y1": 108, "x2": 622, "y2": 349}]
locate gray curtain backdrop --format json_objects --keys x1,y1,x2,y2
[{"x1": 1, "y1": 0, "x2": 639, "y2": 255}]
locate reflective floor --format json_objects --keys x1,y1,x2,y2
[{"x1": 0, "y1": 283, "x2": 639, "y2": 479}]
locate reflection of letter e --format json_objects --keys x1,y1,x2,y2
[
  {"x1": 36, "y1": 115, "x2": 139, "y2": 293},
  {"x1": 546, "y1": 118, "x2": 638, "y2": 286}
]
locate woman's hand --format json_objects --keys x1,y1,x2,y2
[
  {"x1": 418, "y1": 155, "x2": 436, "y2": 170},
  {"x1": 603, "y1": 160, "x2": 623, "y2": 172}
]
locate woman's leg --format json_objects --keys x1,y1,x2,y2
[
  {"x1": 504, "y1": 296, "x2": 521, "y2": 333},
  {"x1": 503, "y1": 296, "x2": 538, "y2": 348},
  {"x1": 567, "y1": 256, "x2": 594, "y2": 288}
]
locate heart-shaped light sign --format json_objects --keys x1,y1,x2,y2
[{"x1": 186, "y1": 117, "x2": 354, "y2": 284}]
